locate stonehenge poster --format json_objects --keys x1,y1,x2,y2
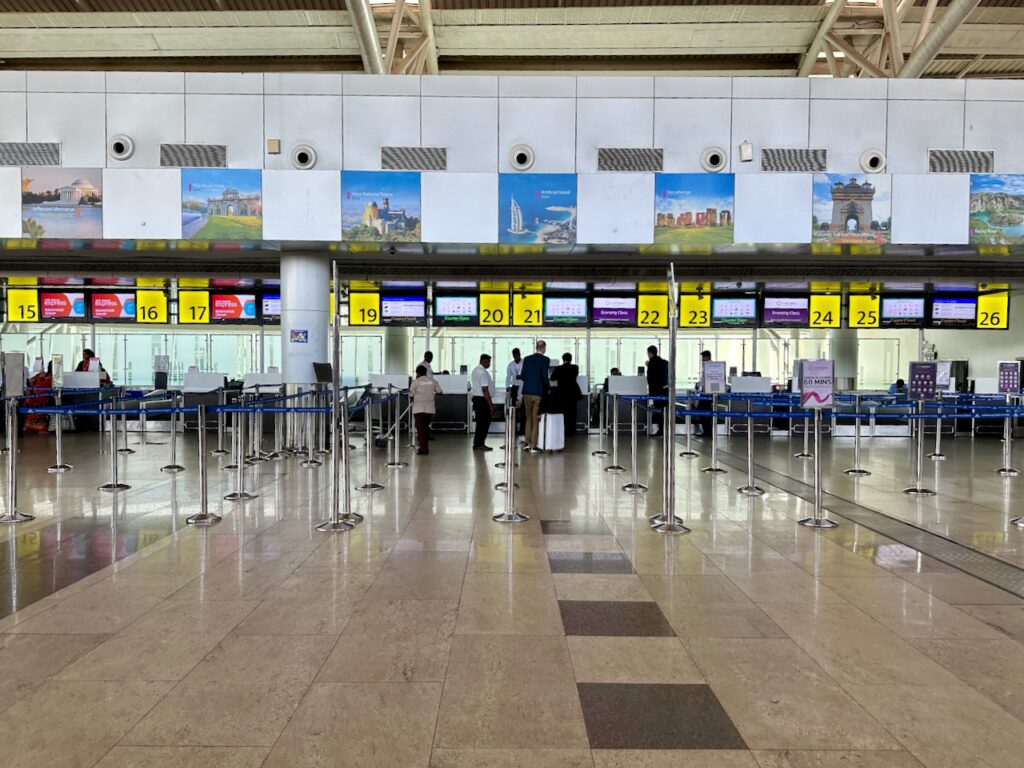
[
  {"x1": 21, "y1": 168, "x2": 103, "y2": 239},
  {"x1": 654, "y1": 173, "x2": 734, "y2": 246},
  {"x1": 498, "y1": 173, "x2": 577, "y2": 245},
  {"x1": 342, "y1": 171, "x2": 422, "y2": 243},
  {"x1": 181, "y1": 169, "x2": 263, "y2": 241},
  {"x1": 969, "y1": 174, "x2": 1024, "y2": 245},
  {"x1": 812, "y1": 174, "x2": 891, "y2": 245}
]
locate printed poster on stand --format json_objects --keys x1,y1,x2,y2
[
  {"x1": 654, "y1": 174, "x2": 734, "y2": 247},
  {"x1": 342, "y1": 171, "x2": 421, "y2": 243},
  {"x1": 498, "y1": 174, "x2": 577, "y2": 245},
  {"x1": 969, "y1": 174, "x2": 1024, "y2": 245},
  {"x1": 21, "y1": 168, "x2": 103, "y2": 239},
  {"x1": 812, "y1": 174, "x2": 890, "y2": 245},
  {"x1": 800, "y1": 359, "x2": 834, "y2": 409},
  {"x1": 181, "y1": 169, "x2": 263, "y2": 241}
]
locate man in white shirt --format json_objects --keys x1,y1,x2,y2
[
  {"x1": 505, "y1": 348, "x2": 523, "y2": 438},
  {"x1": 470, "y1": 353, "x2": 495, "y2": 451},
  {"x1": 419, "y1": 351, "x2": 435, "y2": 378}
]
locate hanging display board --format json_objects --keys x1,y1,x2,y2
[
  {"x1": 847, "y1": 294, "x2": 880, "y2": 328},
  {"x1": 513, "y1": 293, "x2": 543, "y2": 326},
  {"x1": 679, "y1": 294, "x2": 711, "y2": 328},
  {"x1": 7, "y1": 288, "x2": 39, "y2": 321},
  {"x1": 136, "y1": 291, "x2": 168, "y2": 324},
  {"x1": 178, "y1": 290, "x2": 211, "y2": 324},
  {"x1": 808, "y1": 294, "x2": 841, "y2": 328},
  {"x1": 637, "y1": 294, "x2": 669, "y2": 328},
  {"x1": 977, "y1": 291, "x2": 1009, "y2": 330},
  {"x1": 479, "y1": 293, "x2": 510, "y2": 326}
]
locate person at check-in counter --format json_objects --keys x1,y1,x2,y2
[
  {"x1": 505, "y1": 348, "x2": 524, "y2": 437},
  {"x1": 551, "y1": 352, "x2": 581, "y2": 437},
  {"x1": 409, "y1": 365, "x2": 442, "y2": 456},
  {"x1": 888, "y1": 378, "x2": 907, "y2": 395},
  {"x1": 646, "y1": 345, "x2": 668, "y2": 437},
  {"x1": 418, "y1": 351, "x2": 434, "y2": 378},
  {"x1": 519, "y1": 340, "x2": 551, "y2": 454},
  {"x1": 470, "y1": 354, "x2": 495, "y2": 452},
  {"x1": 696, "y1": 349, "x2": 714, "y2": 437}
]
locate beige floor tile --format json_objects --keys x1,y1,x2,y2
[
  {"x1": 643, "y1": 577, "x2": 785, "y2": 639},
  {"x1": 0, "y1": 680, "x2": 172, "y2": 768},
  {"x1": 123, "y1": 635, "x2": 335, "y2": 747},
  {"x1": 685, "y1": 638, "x2": 900, "y2": 751},
  {"x1": 434, "y1": 635, "x2": 589, "y2": 750},
  {"x1": 628, "y1": 540, "x2": 723, "y2": 576},
  {"x1": 94, "y1": 746, "x2": 269, "y2": 768},
  {"x1": 262, "y1": 682, "x2": 442, "y2": 768},
  {"x1": 725, "y1": 570, "x2": 848, "y2": 606},
  {"x1": 456, "y1": 572, "x2": 563, "y2": 635},
  {"x1": 232, "y1": 572, "x2": 373, "y2": 635},
  {"x1": 168, "y1": 550, "x2": 310, "y2": 602},
  {"x1": 468, "y1": 533, "x2": 551, "y2": 573},
  {"x1": 845, "y1": 684, "x2": 1024, "y2": 768},
  {"x1": 898, "y1": 571, "x2": 1022, "y2": 606},
  {"x1": 553, "y1": 573, "x2": 652, "y2": 602},
  {"x1": 294, "y1": 533, "x2": 395, "y2": 574},
  {"x1": 567, "y1": 636, "x2": 703, "y2": 683},
  {"x1": 366, "y1": 551, "x2": 468, "y2": 600},
  {"x1": 58, "y1": 599, "x2": 257, "y2": 681},
  {"x1": 429, "y1": 749, "x2": 594, "y2": 768},
  {"x1": 318, "y1": 599, "x2": 458, "y2": 682},
  {"x1": 7, "y1": 582, "x2": 170, "y2": 635},
  {"x1": 752, "y1": 751, "x2": 925, "y2": 768},
  {"x1": 641, "y1": 574, "x2": 753, "y2": 605},
  {"x1": 0, "y1": 633, "x2": 107, "y2": 711},
  {"x1": 544, "y1": 534, "x2": 625, "y2": 553},
  {"x1": 593, "y1": 751, "x2": 758, "y2": 767},
  {"x1": 910, "y1": 637, "x2": 1024, "y2": 721},
  {"x1": 957, "y1": 604, "x2": 1024, "y2": 640}
]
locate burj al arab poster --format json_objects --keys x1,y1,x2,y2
[{"x1": 498, "y1": 174, "x2": 577, "y2": 245}]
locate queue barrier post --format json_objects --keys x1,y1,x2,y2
[
  {"x1": 316, "y1": 386, "x2": 330, "y2": 456},
  {"x1": 798, "y1": 407, "x2": 838, "y2": 529},
  {"x1": 212, "y1": 388, "x2": 229, "y2": 456},
  {"x1": 604, "y1": 395, "x2": 625, "y2": 473},
  {"x1": 794, "y1": 411, "x2": 813, "y2": 459},
  {"x1": 649, "y1": 404, "x2": 684, "y2": 527},
  {"x1": 161, "y1": 393, "x2": 185, "y2": 474},
  {"x1": 493, "y1": 401, "x2": 529, "y2": 524},
  {"x1": 224, "y1": 409, "x2": 257, "y2": 501},
  {"x1": 996, "y1": 393, "x2": 1020, "y2": 478},
  {"x1": 47, "y1": 390, "x2": 73, "y2": 473},
  {"x1": 702, "y1": 394, "x2": 726, "y2": 474},
  {"x1": 592, "y1": 391, "x2": 608, "y2": 457},
  {"x1": 186, "y1": 404, "x2": 222, "y2": 527},
  {"x1": 844, "y1": 393, "x2": 871, "y2": 477},
  {"x1": 251, "y1": 389, "x2": 269, "y2": 462},
  {"x1": 737, "y1": 414, "x2": 765, "y2": 496},
  {"x1": 117, "y1": 401, "x2": 135, "y2": 455},
  {"x1": 0, "y1": 398, "x2": 33, "y2": 523},
  {"x1": 99, "y1": 403, "x2": 130, "y2": 493},
  {"x1": 319, "y1": 382, "x2": 359, "y2": 531},
  {"x1": 903, "y1": 401, "x2": 936, "y2": 496},
  {"x1": 358, "y1": 390, "x2": 384, "y2": 492},
  {"x1": 386, "y1": 385, "x2": 408, "y2": 469},
  {"x1": 622, "y1": 398, "x2": 647, "y2": 494},
  {"x1": 266, "y1": 394, "x2": 287, "y2": 461},
  {"x1": 301, "y1": 393, "x2": 323, "y2": 468},
  {"x1": 680, "y1": 395, "x2": 698, "y2": 459},
  {"x1": 929, "y1": 401, "x2": 947, "y2": 461}
]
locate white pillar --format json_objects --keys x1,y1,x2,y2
[
  {"x1": 384, "y1": 327, "x2": 411, "y2": 375},
  {"x1": 830, "y1": 328, "x2": 858, "y2": 391},
  {"x1": 280, "y1": 253, "x2": 329, "y2": 385}
]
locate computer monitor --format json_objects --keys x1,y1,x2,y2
[{"x1": 313, "y1": 362, "x2": 333, "y2": 384}]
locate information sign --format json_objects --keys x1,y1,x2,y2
[
  {"x1": 908, "y1": 361, "x2": 937, "y2": 400},
  {"x1": 848, "y1": 294, "x2": 880, "y2": 328},
  {"x1": 178, "y1": 290, "x2": 210, "y2": 324},
  {"x1": 702, "y1": 361, "x2": 727, "y2": 394},
  {"x1": 800, "y1": 359, "x2": 834, "y2": 409},
  {"x1": 637, "y1": 294, "x2": 668, "y2": 328},
  {"x1": 679, "y1": 294, "x2": 710, "y2": 328},
  {"x1": 809, "y1": 294, "x2": 841, "y2": 328},
  {"x1": 977, "y1": 291, "x2": 1009, "y2": 329},
  {"x1": 7, "y1": 289, "x2": 39, "y2": 322},
  {"x1": 998, "y1": 361, "x2": 1020, "y2": 394},
  {"x1": 349, "y1": 292, "x2": 381, "y2": 326},
  {"x1": 513, "y1": 293, "x2": 542, "y2": 326},
  {"x1": 479, "y1": 293, "x2": 510, "y2": 326}
]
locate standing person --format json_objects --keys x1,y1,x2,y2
[
  {"x1": 409, "y1": 365, "x2": 442, "y2": 455},
  {"x1": 505, "y1": 348, "x2": 524, "y2": 437},
  {"x1": 419, "y1": 351, "x2": 435, "y2": 378},
  {"x1": 696, "y1": 349, "x2": 714, "y2": 438},
  {"x1": 519, "y1": 340, "x2": 550, "y2": 454},
  {"x1": 551, "y1": 352, "x2": 581, "y2": 437},
  {"x1": 470, "y1": 354, "x2": 495, "y2": 451},
  {"x1": 646, "y1": 345, "x2": 668, "y2": 437}
]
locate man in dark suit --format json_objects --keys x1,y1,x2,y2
[
  {"x1": 646, "y1": 345, "x2": 668, "y2": 436},
  {"x1": 519, "y1": 340, "x2": 550, "y2": 454},
  {"x1": 551, "y1": 352, "x2": 581, "y2": 437},
  {"x1": 697, "y1": 349, "x2": 714, "y2": 437}
]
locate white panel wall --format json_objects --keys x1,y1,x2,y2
[
  {"x1": 655, "y1": 98, "x2": 732, "y2": 173},
  {"x1": 810, "y1": 99, "x2": 887, "y2": 173},
  {"x1": 106, "y1": 93, "x2": 185, "y2": 169},
  {"x1": 886, "y1": 100, "x2": 965, "y2": 174},
  {"x1": 263, "y1": 95, "x2": 343, "y2": 171},
  {"x1": 0, "y1": 92, "x2": 27, "y2": 142},
  {"x1": 890, "y1": 174, "x2": 970, "y2": 245},
  {"x1": 102, "y1": 169, "x2": 182, "y2": 239},
  {"x1": 498, "y1": 97, "x2": 576, "y2": 173},
  {"x1": 185, "y1": 94, "x2": 264, "y2": 168},
  {"x1": 262, "y1": 170, "x2": 342, "y2": 241},
  {"x1": 734, "y1": 174, "x2": 812, "y2": 243},
  {"x1": 576, "y1": 97, "x2": 654, "y2": 174},
  {"x1": 27, "y1": 92, "x2": 106, "y2": 167},
  {"x1": 421, "y1": 96, "x2": 498, "y2": 173},
  {"x1": 964, "y1": 101, "x2": 1024, "y2": 173},
  {"x1": 342, "y1": 95, "x2": 419, "y2": 171},
  {"x1": 421, "y1": 173, "x2": 498, "y2": 243},
  {"x1": 577, "y1": 173, "x2": 654, "y2": 245},
  {"x1": 0, "y1": 167, "x2": 21, "y2": 238},
  {"x1": 731, "y1": 99, "x2": 810, "y2": 174}
]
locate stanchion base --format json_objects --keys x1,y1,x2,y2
[
  {"x1": 996, "y1": 467, "x2": 1020, "y2": 477},
  {"x1": 357, "y1": 483, "x2": 385, "y2": 493},
  {"x1": 844, "y1": 468, "x2": 871, "y2": 476},
  {"x1": 186, "y1": 513, "x2": 222, "y2": 527},
  {"x1": 622, "y1": 483, "x2": 648, "y2": 494},
  {"x1": 316, "y1": 519, "x2": 355, "y2": 533},
  {"x1": 117, "y1": 448, "x2": 136, "y2": 455},
  {"x1": 98, "y1": 483, "x2": 130, "y2": 493},
  {"x1": 902, "y1": 487, "x2": 937, "y2": 496},
  {"x1": 47, "y1": 463, "x2": 73, "y2": 474},
  {"x1": 0, "y1": 511, "x2": 35, "y2": 524},
  {"x1": 301, "y1": 459, "x2": 323, "y2": 468},
  {"x1": 651, "y1": 521, "x2": 691, "y2": 535},
  {"x1": 338, "y1": 512, "x2": 365, "y2": 524},
  {"x1": 649, "y1": 513, "x2": 683, "y2": 525},
  {"x1": 223, "y1": 463, "x2": 238, "y2": 471},
  {"x1": 702, "y1": 466, "x2": 727, "y2": 474},
  {"x1": 604, "y1": 465, "x2": 625, "y2": 474},
  {"x1": 794, "y1": 452, "x2": 813, "y2": 459},
  {"x1": 211, "y1": 449, "x2": 230, "y2": 456},
  {"x1": 494, "y1": 461, "x2": 519, "y2": 469},
  {"x1": 161, "y1": 465, "x2": 186, "y2": 474},
  {"x1": 386, "y1": 461, "x2": 409, "y2": 469},
  {"x1": 224, "y1": 491, "x2": 258, "y2": 501},
  {"x1": 495, "y1": 481, "x2": 521, "y2": 491},
  {"x1": 797, "y1": 517, "x2": 839, "y2": 529},
  {"x1": 737, "y1": 485, "x2": 766, "y2": 497},
  {"x1": 591, "y1": 449, "x2": 608, "y2": 457},
  {"x1": 1011, "y1": 516, "x2": 1024, "y2": 529},
  {"x1": 265, "y1": 451, "x2": 288, "y2": 461},
  {"x1": 492, "y1": 511, "x2": 530, "y2": 524},
  {"x1": 679, "y1": 450, "x2": 699, "y2": 458},
  {"x1": 929, "y1": 453, "x2": 947, "y2": 461},
  {"x1": 315, "y1": 448, "x2": 331, "y2": 456}
]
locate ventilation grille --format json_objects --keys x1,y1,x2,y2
[
  {"x1": 597, "y1": 147, "x2": 664, "y2": 172},
  {"x1": 761, "y1": 148, "x2": 827, "y2": 173},
  {"x1": 160, "y1": 143, "x2": 227, "y2": 168},
  {"x1": 0, "y1": 142, "x2": 60, "y2": 166},
  {"x1": 929, "y1": 149, "x2": 994, "y2": 174},
  {"x1": 381, "y1": 146, "x2": 447, "y2": 171}
]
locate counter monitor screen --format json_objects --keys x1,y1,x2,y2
[
  {"x1": 40, "y1": 292, "x2": 86, "y2": 320},
  {"x1": 880, "y1": 297, "x2": 925, "y2": 328},
  {"x1": 929, "y1": 296, "x2": 977, "y2": 328},
  {"x1": 433, "y1": 295, "x2": 479, "y2": 326},
  {"x1": 90, "y1": 292, "x2": 136, "y2": 321},
  {"x1": 711, "y1": 296, "x2": 757, "y2": 328},
  {"x1": 543, "y1": 297, "x2": 588, "y2": 326},
  {"x1": 211, "y1": 293, "x2": 257, "y2": 322},
  {"x1": 381, "y1": 295, "x2": 426, "y2": 326},
  {"x1": 261, "y1": 294, "x2": 281, "y2": 319},
  {"x1": 593, "y1": 281, "x2": 636, "y2": 292},
  {"x1": 546, "y1": 281, "x2": 588, "y2": 291},
  {"x1": 591, "y1": 296, "x2": 637, "y2": 327},
  {"x1": 762, "y1": 296, "x2": 809, "y2": 327}
]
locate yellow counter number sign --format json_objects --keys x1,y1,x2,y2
[
  {"x1": 977, "y1": 291, "x2": 1009, "y2": 329},
  {"x1": 637, "y1": 294, "x2": 668, "y2": 328},
  {"x1": 479, "y1": 294, "x2": 510, "y2": 326},
  {"x1": 809, "y1": 295, "x2": 841, "y2": 328},
  {"x1": 349, "y1": 292, "x2": 381, "y2": 326},
  {"x1": 679, "y1": 294, "x2": 710, "y2": 328},
  {"x1": 848, "y1": 294, "x2": 880, "y2": 328},
  {"x1": 178, "y1": 291, "x2": 210, "y2": 324},
  {"x1": 136, "y1": 291, "x2": 168, "y2": 324},
  {"x1": 513, "y1": 293, "x2": 542, "y2": 326},
  {"x1": 7, "y1": 289, "x2": 39, "y2": 322}
]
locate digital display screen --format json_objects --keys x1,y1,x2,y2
[
  {"x1": 711, "y1": 297, "x2": 757, "y2": 328},
  {"x1": 40, "y1": 277, "x2": 85, "y2": 286},
  {"x1": 932, "y1": 282, "x2": 976, "y2": 292},
  {"x1": 714, "y1": 281, "x2": 757, "y2": 291},
  {"x1": 381, "y1": 295, "x2": 426, "y2": 326},
  {"x1": 930, "y1": 296, "x2": 977, "y2": 328},
  {"x1": 261, "y1": 294, "x2": 281, "y2": 318},
  {"x1": 211, "y1": 293, "x2": 257, "y2": 322},
  {"x1": 762, "y1": 296, "x2": 809, "y2": 327},
  {"x1": 435, "y1": 281, "x2": 477, "y2": 289},
  {"x1": 40, "y1": 292, "x2": 86, "y2": 320},
  {"x1": 592, "y1": 296, "x2": 637, "y2": 327},
  {"x1": 593, "y1": 282, "x2": 636, "y2": 292},
  {"x1": 544, "y1": 297, "x2": 588, "y2": 326},
  {"x1": 546, "y1": 282, "x2": 588, "y2": 291},
  {"x1": 382, "y1": 281, "x2": 426, "y2": 288},
  {"x1": 90, "y1": 292, "x2": 136, "y2": 320},
  {"x1": 433, "y1": 296, "x2": 479, "y2": 326},
  {"x1": 210, "y1": 278, "x2": 255, "y2": 288},
  {"x1": 880, "y1": 297, "x2": 925, "y2": 328},
  {"x1": 88, "y1": 277, "x2": 133, "y2": 286}
]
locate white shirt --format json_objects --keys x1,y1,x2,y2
[
  {"x1": 471, "y1": 365, "x2": 494, "y2": 398},
  {"x1": 505, "y1": 359, "x2": 523, "y2": 389},
  {"x1": 419, "y1": 361, "x2": 434, "y2": 377}
]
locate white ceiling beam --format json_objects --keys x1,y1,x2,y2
[
  {"x1": 881, "y1": 0, "x2": 904, "y2": 74},
  {"x1": 912, "y1": 0, "x2": 941, "y2": 50},
  {"x1": 348, "y1": 0, "x2": 385, "y2": 74},
  {"x1": 418, "y1": 0, "x2": 440, "y2": 76},
  {"x1": 825, "y1": 30, "x2": 888, "y2": 77},
  {"x1": 798, "y1": 0, "x2": 848, "y2": 77},
  {"x1": 383, "y1": 0, "x2": 406, "y2": 74},
  {"x1": 900, "y1": 0, "x2": 983, "y2": 78}
]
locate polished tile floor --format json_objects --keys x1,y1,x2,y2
[{"x1": 0, "y1": 427, "x2": 1023, "y2": 767}]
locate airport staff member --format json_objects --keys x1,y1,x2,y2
[
  {"x1": 471, "y1": 354, "x2": 495, "y2": 452},
  {"x1": 505, "y1": 348, "x2": 524, "y2": 437},
  {"x1": 409, "y1": 365, "x2": 443, "y2": 455},
  {"x1": 419, "y1": 351, "x2": 435, "y2": 378},
  {"x1": 696, "y1": 349, "x2": 714, "y2": 437},
  {"x1": 646, "y1": 345, "x2": 668, "y2": 436},
  {"x1": 519, "y1": 340, "x2": 550, "y2": 454}
]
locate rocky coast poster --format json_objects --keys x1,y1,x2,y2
[
  {"x1": 969, "y1": 174, "x2": 1024, "y2": 245},
  {"x1": 498, "y1": 174, "x2": 577, "y2": 245}
]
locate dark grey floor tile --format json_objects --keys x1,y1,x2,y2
[
  {"x1": 541, "y1": 520, "x2": 612, "y2": 536},
  {"x1": 577, "y1": 682, "x2": 747, "y2": 750},
  {"x1": 559, "y1": 601, "x2": 675, "y2": 637},
  {"x1": 548, "y1": 552, "x2": 634, "y2": 575}
]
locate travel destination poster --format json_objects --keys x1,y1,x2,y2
[
  {"x1": 22, "y1": 168, "x2": 103, "y2": 239},
  {"x1": 181, "y1": 169, "x2": 263, "y2": 241},
  {"x1": 969, "y1": 174, "x2": 1024, "y2": 245},
  {"x1": 342, "y1": 171, "x2": 421, "y2": 243},
  {"x1": 812, "y1": 173, "x2": 891, "y2": 245},
  {"x1": 654, "y1": 173, "x2": 734, "y2": 246},
  {"x1": 498, "y1": 173, "x2": 577, "y2": 245}
]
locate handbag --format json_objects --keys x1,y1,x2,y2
[{"x1": 48, "y1": 414, "x2": 75, "y2": 432}]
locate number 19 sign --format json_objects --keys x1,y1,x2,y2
[{"x1": 800, "y1": 359, "x2": 834, "y2": 409}]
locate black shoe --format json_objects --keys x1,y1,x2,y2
[
  {"x1": 473, "y1": 445, "x2": 493, "y2": 452},
  {"x1": 417, "y1": 450, "x2": 428, "y2": 455}
]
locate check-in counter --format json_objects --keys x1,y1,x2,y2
[
  {"x1": 182, "y1": 372, "x2": 227, "y2": 431},
  {"x1": 727, "y1": 376, "x2": 773, "y2": 434},
  {"x1": 431, "y1": 374, "x2": 470, "y2": 432},
  {"x1": 60, "y1": 371, "x2": 106, "y2": 432},
  {"x1": 606, "y1": 375, "x2": 647, "y2": 432}
]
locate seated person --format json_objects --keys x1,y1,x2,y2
[
  {"x1": 75, "y1": 348, "x2": 112, "y2": 386},
  {"x1": 888, "y1": 378, "x2": 907, "y2": 395}
]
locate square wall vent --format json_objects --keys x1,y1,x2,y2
[
  {"x1": 597, "y1": 148, "x2": 664, "y2": 172},
  {"x1": 761, "y1": 148, "x2": 827, "y2": 173},
  {"x1": 0, "y1": 142, "x2": 61, "y2": 166},
  {"x1": 381, "y1": 147, "x2": 447, "y2": 171},
  {"x1": 160, "y1": 143, "x2": 227, "y2": 168},
  {"x1": 929, "y1": 149, "x2": 994, "y2": 174}
]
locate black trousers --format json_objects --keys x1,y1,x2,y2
[
  {"x1": 509, "y1": 385, "x2": 523, "y2": 435},
  {"x1": 472, "y1": 396, "x2": 491, "y2": 447},
  {"x1": 697, "y1": 398, "x2": 713, "y2": 436}
]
